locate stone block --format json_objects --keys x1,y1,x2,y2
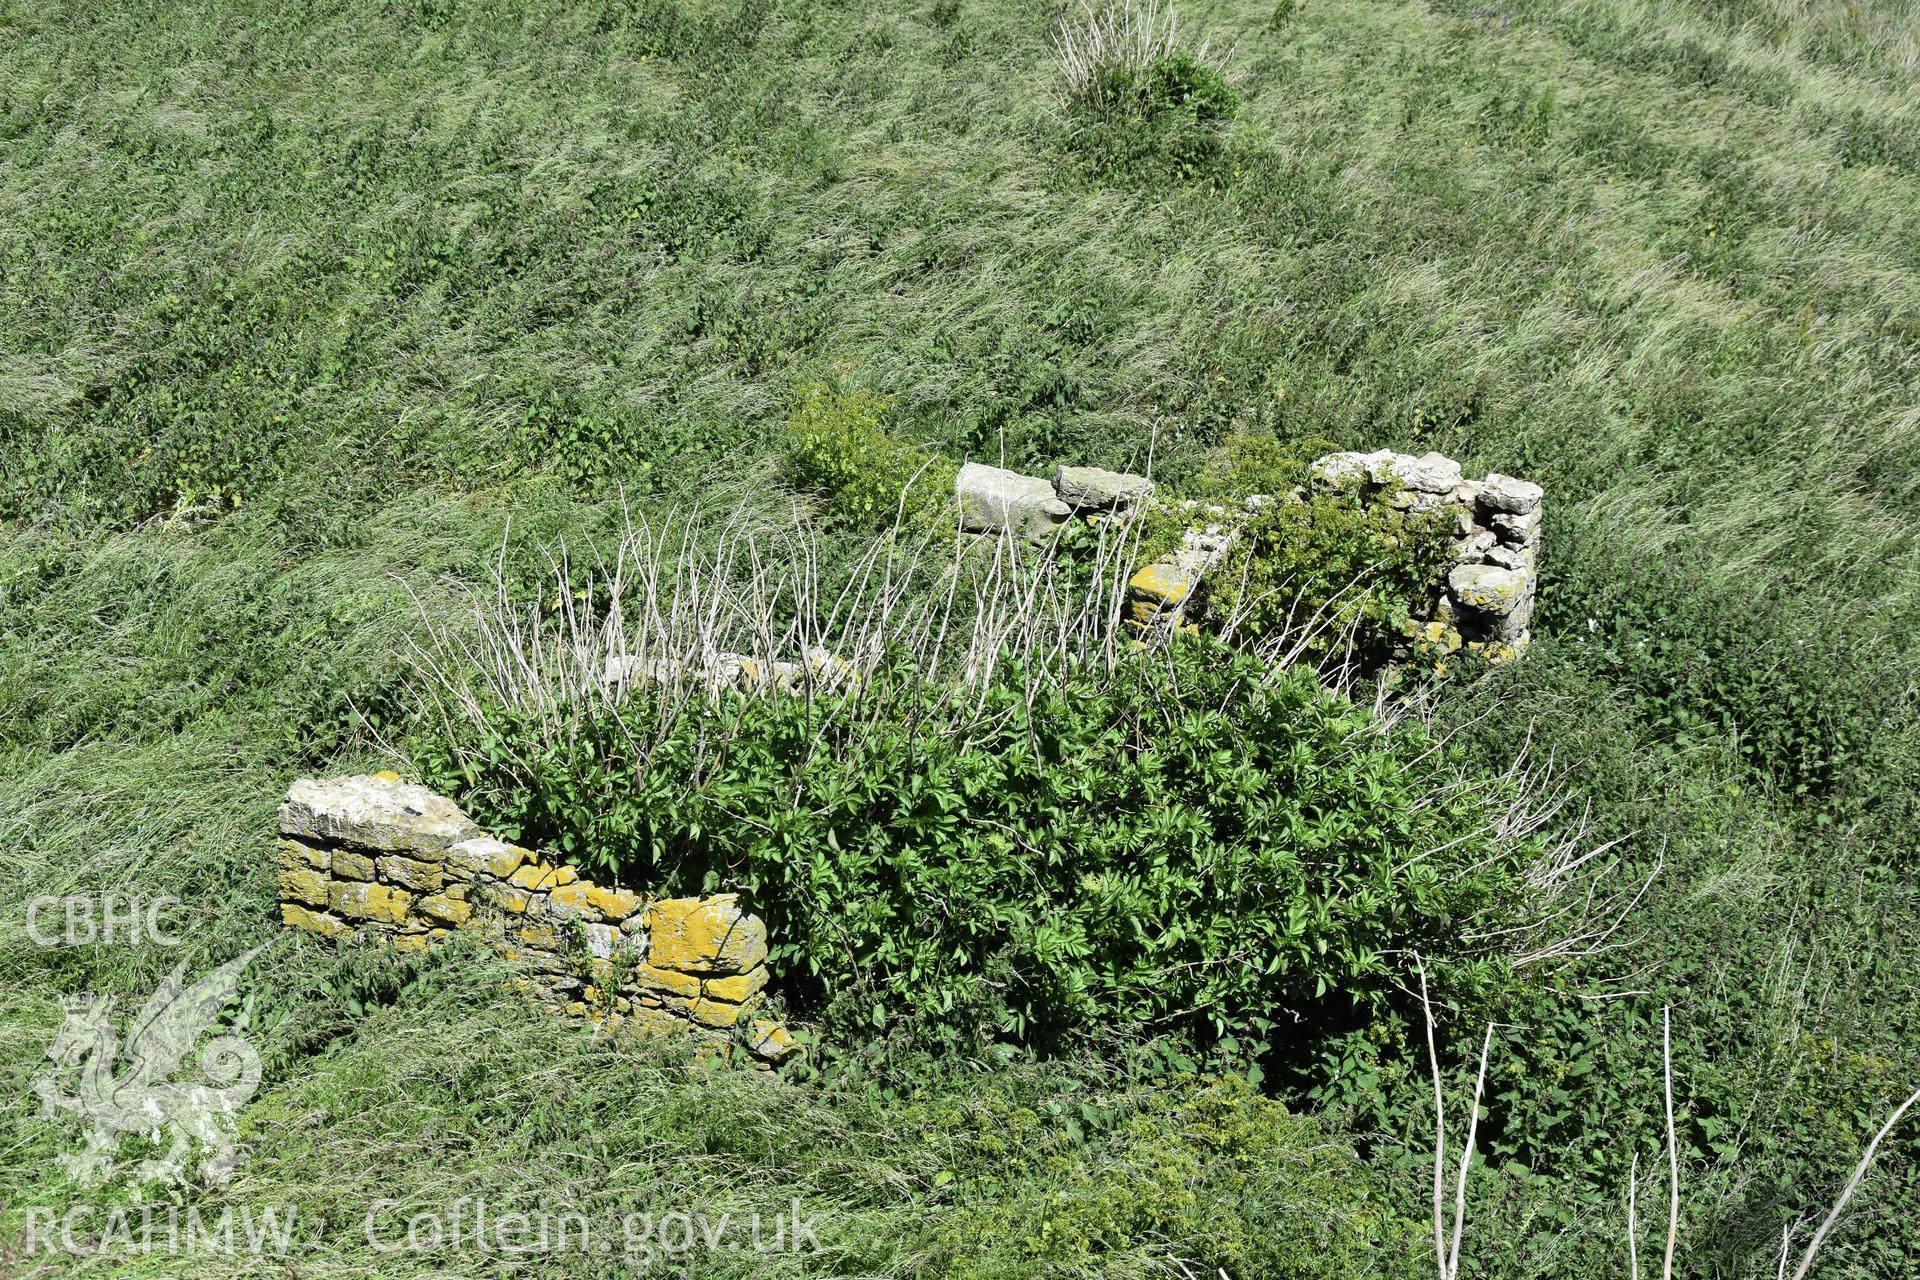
[
  {"x1": 509, "y1": 861, "x2": 578, "y2": 891},
  {"x1": 643, "y1": 894, "x2": 768, "y2": 975},
  {"x1": 634, "y1": 963, "x2": 702, "y2": 999},
  {"x1": 444, "y1": 837, "x2": 528, "y2": 881},
  {"x1": 280, "y1": 774, "x2": 483, "y2": 858},
  {"x1": 281, "y1": 902, "x2": 354, "y2": 938},
  {"x1": 1476, "y1": 474, "x2": 1543, "y2": 514},
  {"x1": 278, "y1": 866, "x2": 331, "y2": 908},
  {"x1": 329, "y1": 880, "x2": 412, "y2": 925},
  {"x1": 956, "y1": 463, "x2": 1071, "y2": 539},
  {"x1": 1052, "y1": 465, "x2": 1154, "y2": 511},
  {"x1": 277, "y1": 839, "x2": 329, "y2": 872},
  {"x1": 702, "y1": 966, "x2": 769, "y2": 1003},
  {"x1": 377, "y1": 855, "x2": 444, "y2": 893},
  {"x1": 331, "y1": 849, "x2": 376, "y2": 881},
  {"x1": 416, "y1": 893, "x2": 472, "y2": 928}
]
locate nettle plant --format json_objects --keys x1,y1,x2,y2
[{"x1": 408, "y1": 506, "x2": 1631, "y2": 1057}]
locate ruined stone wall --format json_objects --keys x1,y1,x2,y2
[
  {"x1": 955, "y1": 449, "x2": 1542, "y2": 662},
  {"x1": 276, "y1": 773, "x2": 795, "y2": 1063}
]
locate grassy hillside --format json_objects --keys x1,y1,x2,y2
[{"x1": 4, "y1": 0, "x2": 1918, "y2": 1275}]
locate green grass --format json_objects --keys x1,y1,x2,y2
[{"x1": 4, "y1": 0, "x2": 1920, "y2": 1274}]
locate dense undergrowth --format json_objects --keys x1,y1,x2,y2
[
  {"x1": 418, "y1": 636, "x2": 1540, "y2": 1053},
  {"x1": 6, "y1": 0, "x2": 1920, "y2": 1275}
]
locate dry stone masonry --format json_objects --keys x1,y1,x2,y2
[
  {"x1": 1307, "y1": 449, "x2": 1541, "y2": 660},
  {"x1": 276, "y1": 773, "x2": 797, "y2": 1064},
  {"x1": 953, "y1": 448, "x2": 1542, "y2": 662}
]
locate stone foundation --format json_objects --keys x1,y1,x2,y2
[
  {"x1": 276, "y1": 773, "x2": 797, "y2": 1064},
  {"x1": 948, "y1": 449, "x2": 1542, "y2": 663}
]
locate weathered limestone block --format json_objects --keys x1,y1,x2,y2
[
  {"x1": 956, "y1": 463, "x2": 1071, "y2": 539},
  {"x1": 1052, "y1": 465, "x2": 1154, "y2": 512},
  {"x1": 281, "y1": 903, "x2": 353, "y2": 938},
  {"x1": 1447, "y1": 564, "x2": 1534, "y2": 641},
  {"x1": 750, "y1": 1019, "x2": 800, "y2": 1064},
  {"x1": 702, "y1": 967, "x2": 769, "y2": 1003},
  {"x1": 643, "y1": 894, "x2": 768, "y2": 975},
  {"x1": 329, "y1": 880, "x2": 411, "y2": 924},
  {"x1": 1447, "y1": 564, "x2": 1530, "y2": 614},
  {"x1": 331, "y1": 849, "x2": 375, "y2": 881},
  {"x1": 415, "y1": 893, "x2": 472, "y2": 928},
  {"x1": 1490, "y1": 509, "x2": 1540, "y2": 546},
  {"x1": 1476, "y1": 474, "x2": 1543, "y2": 515},
  {"x1": 635, "y1": 963, "x2": 702, "y2": 999},
  {"x1": 278, "y1": 839, "x2": 330, "y2": 871},
  {"x1": 280, "y1": 774, "x2": 482, "y2": 858},
  {"x1": 1126, "y1": 528, "x2": 1235, "y2": 638},
  {"x1": 1311, "y1": 449, "x2": 1462, "y2": 495},
  {"x1": 444, "y1": 837, "x2": 528, "y2": 881},
  {"x1": 377, "y1": 854, "x2": 444, "y2": 893},
  {"x1": 279, "y1": 865, "x2": 331, "y2": 908},
  {"x1": 509, "y1": 860, "x2": 578, "y2": 891}
]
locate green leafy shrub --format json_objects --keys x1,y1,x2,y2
[
  {"x1": 1189, "y1": 429, "x2": 1343, "y2": 501},
  {"x1": 782, "y1": 383, "x2": 958, "y2": 533},
  {"x1": 1538, "y1": 517, "x2": 1895, "y2": 804},
  {"x1": 419, "y1": 636, "x2": 1537, "y2": 1055},
  {"x1": 1208, "y1": 489, "x2": 1455, "y2": 669}
]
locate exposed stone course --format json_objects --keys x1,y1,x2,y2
[{"x1": 275, "y1": 773, "x2": 796, "y2": 1064}]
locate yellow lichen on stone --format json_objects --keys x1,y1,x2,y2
[
  {"x1": 643, "y1": 895, "x2": 768, "y2": 974},
  {"x1": 509, "y1": 861, "x2": 578, "y2": 891},
  {"x1": 546, "y1": 881, "x2": 597, "y2": 918},
  {"x1": 332, "y1": 849, "x2": 376, "y2": 881},
  {"x1": 634, "y1": 963, "x2": 702, "y2": 999},
  {"x1": 282, "y1": 902, "x2": 354, "y2": 938},
  {"x1": 585, "y1": 884, "x2": 644, "y2": 920},
  {"x1": 329, "y1": 880, "x2": 411, "y2": 924},
  {"x1": 1419, "y1": 620, "x2": 1463, "y2": 654},
  {"x1": 701, "y1": 967, "x2": 769, "y2": 1004},
  {"x1": 277, "y1": 839, "x2": 330, "y2": 872},
  {"x1": 1127, "y1": 562, "x2": 1192, "y2": 607},
  {"x1": 391, "y1": 933, "x2": 430, "y2": 954},
  {"x1": 515, "y1": 922, "x2": 563, "y2": 950},
  {"x1": 750, "y1": 1019, "x2": 800, "y2": 1063},
  {"x1": 682, "y1": 996, "x2": 749, "y2": 1029},
  {"x1": 416, "y1": 893, "x2": 472, "y2": 927},
  {"x1": 445, "y1": 838, "x2": 530, "y2": 881},
  {"x1": 373, "y1": 769, "x2": 403, "y2": 782},
  {"x1": 377, "y1": 855, "x2": 444, "y2": 892},
  {"x1": 486, "y1": 883, "x2": 535, "y2": 914},
  {"x1": 278, "y1": 866, "x2": 331, "y2": 908}
]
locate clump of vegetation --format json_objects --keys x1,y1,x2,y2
[
  {"x1": 782, "y1": 383, "x2": 958, "y2": 534},
  {"x1": 1189, "y1": 429, "x2": 1343, "y2": 501},
  {"x1": 1134, "y1": 429, "x2": 1453, "y2": 671},
  {"x1": 1053, "y1": 1, "x2": 1238, "y2": 180},
  {"x1": 426, "y1": 640, "x2": 1535, "y2": 1051},
  {"x1": 1210, "y1": 489, "x2": 1455, "y2": 669},
  {"x1": 412, "y1": 516, "x2": 1589, "y2": 1063}
]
